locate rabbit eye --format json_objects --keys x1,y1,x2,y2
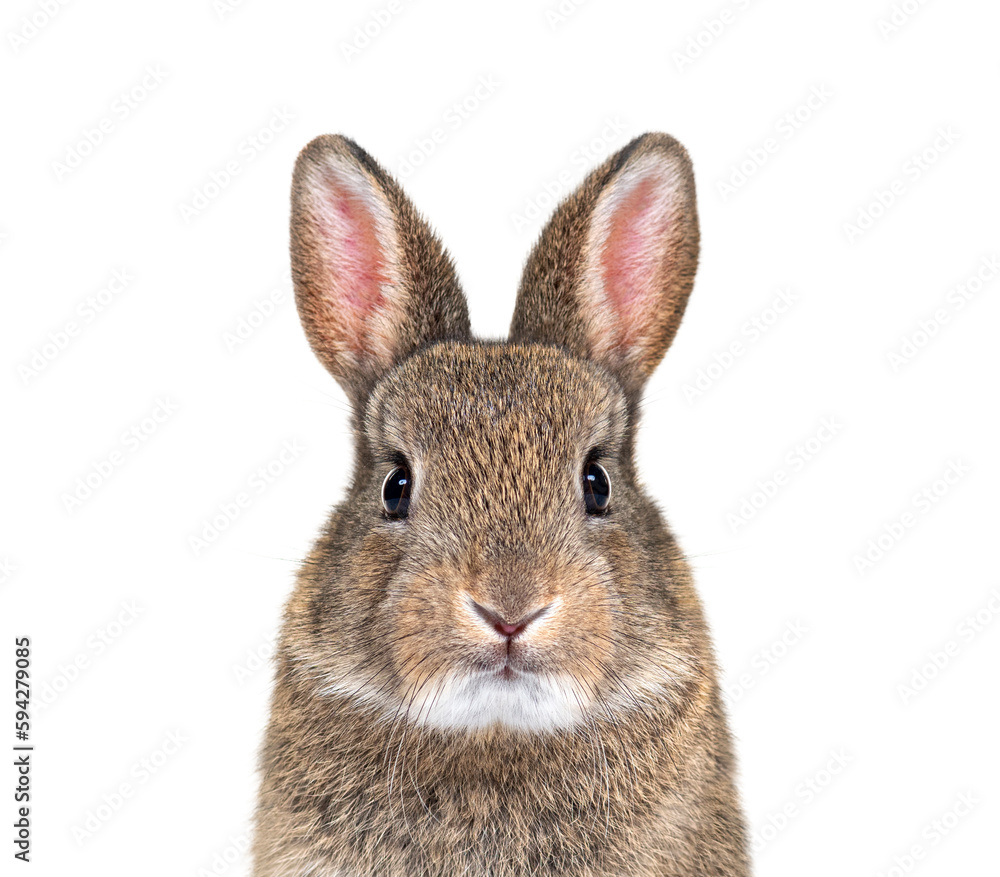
[
  {"x1": 583, "y1": 461, "x2": 611, "y2": 514},
  {"x1": 381, "y1": 465, "x2": 412, "y2": 519}
]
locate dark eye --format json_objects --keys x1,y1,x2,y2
[
  {"x1": 381, "y1": 465, "x2": 412, "y2": 519},
  {"x1": 583, "y1": 461, "x2": 611, "y2": 514}
]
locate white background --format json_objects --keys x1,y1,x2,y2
[{"x1": 2, "y1": 0, "x2": 998, "y2": 874}]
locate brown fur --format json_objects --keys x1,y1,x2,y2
[{"x1": 252, "y1": 134, "x2": 750, "y2": 876}]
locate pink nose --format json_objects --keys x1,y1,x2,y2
[
  {"x1": 494, "y1": 619, "x2": 527, "y2": 638},
  {"x1": 470, "y1": 600, "x2": 549, "y2": 639}
]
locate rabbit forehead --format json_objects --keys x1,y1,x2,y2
[{"x1": 364, "y1": 342, "x2": 628, "y2": 459}]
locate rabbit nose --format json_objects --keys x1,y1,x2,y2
[{"x1": 470, "y1": 599, "x2": 550, "y2": 639}]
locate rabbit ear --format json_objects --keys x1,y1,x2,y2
[
  {"x1": 509, "y1": 133, "x2": 699, "y2": 396},
  {"x1": 290, "y1": 135, "x2": 470, "y2": 402}
]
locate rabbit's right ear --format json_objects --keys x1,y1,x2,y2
[{"x1": 290, "y1": 135, "x2": 470, "y2": 404}]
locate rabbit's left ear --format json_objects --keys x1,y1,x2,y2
[{"x1": 509, "y1": 133, "x2": 699, "y2": 397}]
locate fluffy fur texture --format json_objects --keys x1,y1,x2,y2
[{"x1": 253, "y1": 133, "x2": 750, "y2": 876}]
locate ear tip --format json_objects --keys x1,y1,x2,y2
[
  {"x1": 299, "y1": 132, "x2": 357, "y2": 155},
  {"x1": 625, "y1": 132, "x2": 696, "y2": 177},
  {"x1": 293, "y1": 134, "x2": 371, "y2": 180}
]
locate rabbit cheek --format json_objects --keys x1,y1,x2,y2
[{"x1": 382, "y1": 563, "x2": 468, "y2": 689}]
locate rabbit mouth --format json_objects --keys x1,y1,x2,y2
[
  {"x1": 472, "y1": 660, "x2": 523, "y2": 683},
  {"x1": 471, "y1": 650, "x2": 540, "y2": 681}
]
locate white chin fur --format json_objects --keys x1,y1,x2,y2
[
  {"x1": 318, "y1": 668, "x2": 591, "y2": 734},
  {"x1": 404, "y1": 670, "x2": 587, "y2": 733}
]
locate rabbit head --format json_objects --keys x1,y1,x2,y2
[{"x1": 286, "y1": 132, "x2": 704, "y2": 737}]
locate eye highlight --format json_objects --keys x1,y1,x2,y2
[
  {"x1": 381, "y1": 465, "x2": 412, "y2": 518},
  {"x1": 583, "y1": 461, "x2": 611, "y2": 514}
]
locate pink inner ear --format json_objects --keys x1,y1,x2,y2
[
  {"x1": 598, "y1": 173, "x2": 673, "y2": 349},
  {"x1": 311, "y1": 167, "x2": 390, "y2": 351}
]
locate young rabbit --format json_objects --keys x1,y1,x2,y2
[{"x1": 252, "y1": 132, "x2": 750, "y2": 876}]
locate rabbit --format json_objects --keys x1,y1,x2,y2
[{"x1": 251, "y1": 131, "x2": 750, "y2": 877}]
